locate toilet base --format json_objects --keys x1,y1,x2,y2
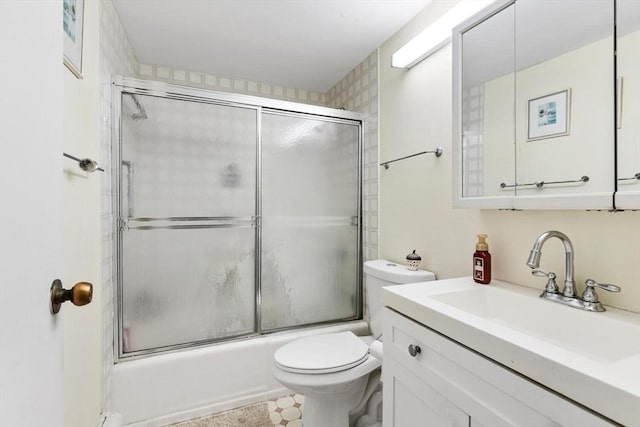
[
  {"x1": 350, "y1": 371, "x2": 382, "y2": 427},
  {"x1": 301, "y1": 375, "x2": 369, "y2": 427}
]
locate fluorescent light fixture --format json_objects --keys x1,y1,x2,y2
[{"x1": 391, "y1": 0, "x2": 493, "y2": 69}]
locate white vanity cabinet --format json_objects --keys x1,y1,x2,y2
[{"x1": 382, "y1": 308, "x2": 616, "y2": 427}]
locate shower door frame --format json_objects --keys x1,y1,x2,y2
[{"x1": 111, "y1": 77, "x2": 364, "y2": 361}]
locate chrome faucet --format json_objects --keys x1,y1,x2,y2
[
  {"x1": 526, "y1": 230, "x2": 576, "y2": 298},
  {"x1": 526, "y1": 230, "x2": 621, "y2": 312}
]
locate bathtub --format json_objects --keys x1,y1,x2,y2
[{"x1": 110, "y1": 320, "x2": 368, "y2": 426}]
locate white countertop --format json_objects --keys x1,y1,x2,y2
[{"x1": 382, "y1": 277, "x2": 640, "y2": 427}]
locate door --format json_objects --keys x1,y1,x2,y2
[
  {"x1": 260, "y1": 111, "x2": 361, "y2": 331},
  {"x1": 0, "y1": 1, "x2": 64, "y2": 426},
  {"x1": 117, "y1": 93, "x2": 258, "y2": 356},
  {"x1": 385, "y1": 359, "x2": 470, "y2": 427}
]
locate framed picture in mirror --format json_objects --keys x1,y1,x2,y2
[{"x1": 527, "y1": 89, "x2": 570, "y2": 141}]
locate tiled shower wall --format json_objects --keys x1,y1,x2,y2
[
  {"x1": 100, "y1": 0, "x2": 379, "y2": 408},
  {"x1": 140, "y1": 53, "x2": 380, "y2": 261},
  {"x1": 136, "y1": 63, "x2": 327, "y2": 106},
  {"x1": 326, "y1": 51, "x2": 380, "y2": 261}
]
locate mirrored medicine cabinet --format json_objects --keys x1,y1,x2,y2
[
  {"x1": 615, "y1": 0, "x2": 640, "y2": 209},
  {"x1": 452, "y1": 0, "x2": 640, "y2": 210}
]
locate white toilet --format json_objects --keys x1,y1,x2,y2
[{"x1": 273, "y1": 260, "x2": 436, "y2": 427}]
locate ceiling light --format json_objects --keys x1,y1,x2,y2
[{"x1": 391, "y1": 0, "x2": 494, "y2": 69}]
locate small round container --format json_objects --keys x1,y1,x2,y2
[{"x1": 406, "y1": 250, "x2": 422, "y2": 271}]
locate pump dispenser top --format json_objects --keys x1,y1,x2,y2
[
  {"x1": 473, "y1": 234, "x2": 491, "y2": 284},
  {"x1": 476, "y1": 234, "x2": 488, "y2": 251}
]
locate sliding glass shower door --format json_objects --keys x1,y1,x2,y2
[
  {"x1": 118, "y1": 93, "x2": 258, "y2": 354},
  {"x1": 115, "y1": 79, "x2": 362, "y2": 358},
  {"x1": 261, "y1": 112, "x2": 361, "y2": 330}
]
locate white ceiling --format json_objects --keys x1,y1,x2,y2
[{"x1": 112, "y1": 0, "x2": 432, "y2": 92}]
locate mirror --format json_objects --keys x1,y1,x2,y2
[
  {"x1": 460, "y1": 2, "x2": 515, "y2": 204},
  {"x1": 615, "y1": 0, "x2": 640, "y2": 208},
  {"x1": 514, "y1": 0, "x2": 614, "y2": 205},
  {"x1": 454, "y1": 0, "x2": 615, "y2": 209}
]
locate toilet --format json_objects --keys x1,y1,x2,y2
[{"x1": 273, "y1": 260, "x2": 436, "y2": 427}]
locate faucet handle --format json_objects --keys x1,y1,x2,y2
[
  {"x1": 582, "y1": 279, "x2": 621, "y2": 303},
  {"x1": 532, "y1": 269, "x2": 559, "y2": 294}
]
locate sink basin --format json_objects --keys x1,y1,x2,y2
[
  {"x1": 431, "y1": 285, "x2": 640, "y2": 362},
  {"x1": 382, "y1": 277, "x2": 640, "y2": 427}
]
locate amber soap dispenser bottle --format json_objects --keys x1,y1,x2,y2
[{"x1": 473, "y1": 234, "x2": 491, "y2": 284}]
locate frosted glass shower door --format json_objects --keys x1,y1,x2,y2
[
  {"x1": 261, "y1": 112, "x2": 361, "y2": 330},
  {"x1": 118, "y1": 93, "x2": 257, "y2": 355}
]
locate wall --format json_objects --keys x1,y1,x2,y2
[
  {"x1": 99, "y1": 0, "x2": 138, "y2": 412},
  {"x1": 62, "y1": 0, "x2": 103, "y2": 426},
  {"x1": 326, "y1": 51, "x2": 380, "y2": 262},
  {"x1": 137, "y1": 63, "x2": 326, "y2": 106},
  {"x1": 379, "y1": 1, "x2": 640, "y2": 313}
]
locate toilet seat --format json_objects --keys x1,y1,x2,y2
[{"x1": 274, "y1": 331, "x2": 370, "y2": 374}]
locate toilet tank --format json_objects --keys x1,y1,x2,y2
[{"x1": 364, "y1": 260, "x2": 436, "y2": 338}]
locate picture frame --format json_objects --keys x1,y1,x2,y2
[
  {"x1": 527, "y1": 89, "x2": 570, "y2": 141},
  {"x1": 63, "y1": 0, "x2": 84, "y2": 79}
]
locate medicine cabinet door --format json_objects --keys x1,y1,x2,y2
[
  {"x1": 512, "y1": 0, "x2": 615, "y2": 209},
  {"x1": 615, "y1": 0, "x2": 640, "y2": 208}
]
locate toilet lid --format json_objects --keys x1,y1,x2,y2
[{"x1": 274, "y1": 331, "x2": 370, "y2": 374}]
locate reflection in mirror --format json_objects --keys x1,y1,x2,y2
[
  {"x1": 461, "y1": 4, "x2": 515, "y2": 199},
  {"x1": 514, "y1": 0, "x2": 614, "y2": 196},
  {"x1": 616, "y1": 0, "x2": 640, "y2": 198}
]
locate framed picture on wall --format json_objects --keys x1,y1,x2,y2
[
  {"x1": 527, "y1": 89, "x2": 570, "y2": 141},
  {"x1": 63, "y1": 0, "x2": 84, "y2": 79}
]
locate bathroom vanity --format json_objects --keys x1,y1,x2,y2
[{"x1": 382, "y1": 278, "x2": 640, "y2": 427}]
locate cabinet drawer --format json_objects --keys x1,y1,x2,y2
[{"x1": 383, "y1": 307, "x2": 617, "y2": 427}]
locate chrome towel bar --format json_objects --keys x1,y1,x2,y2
[
  {"x1": 63, "y1": 152, "x2": 104, "y2": 172},
  {"x1": 380, "y1": 147, "x2": 443, "y2": 169},
  {"x1": 618, "y1": 172, "x2": 640, "y2": 182},
  {"x1": 500, "y1": 175, "x2": 589, "y2": 189}
]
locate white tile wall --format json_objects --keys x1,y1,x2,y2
[
  {"x1": 326, "y1": 51, "x2": 379, "y2": 261},
  {"x1": 462, "y1": 86, "x2": 485, "y2": 196},
  {"x1": 99, "y1": 0, "x2": 138, "y2": 410},
  {"x1": 129, "y1": 55, "x2": 379, "y2": 260},
  {"x1": 135, "y1": 63, "x2": 327, "y2": 107}
]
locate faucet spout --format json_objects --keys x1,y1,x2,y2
[{"x1": 526, "y1": 230, "x2": 576, "y2": 298}]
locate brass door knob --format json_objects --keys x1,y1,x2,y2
[{"x1": 50, "y1": 279, "x2": 93, "y2": 314}]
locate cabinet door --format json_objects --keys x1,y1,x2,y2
[
  {"x1": 385, "y1": 357, "x2": 470, "y2": 427},
  {"x1": 512, "y1": 0, "x2": 614, "y2": 209},
  {"x1": 614, "y1": 0, "x2": 640, "y2": 208},
  {"x1": 383, "y1": 308, "x2": 617, "y2": 427}
]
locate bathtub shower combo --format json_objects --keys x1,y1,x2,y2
[{"x1": 110, "y1": 77, "x2": 365, "y2": 424}]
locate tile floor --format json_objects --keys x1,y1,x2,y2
[
  {"x1": 267, "y1": 394, "x2": 304, "y2": 426},
  {"x1": 169, "y1": 394, "x2": 304, "y2": 427}
]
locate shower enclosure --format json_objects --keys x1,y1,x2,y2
[{"x1": 112, "y1": 78, "x2": 363, "y2": 359}]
